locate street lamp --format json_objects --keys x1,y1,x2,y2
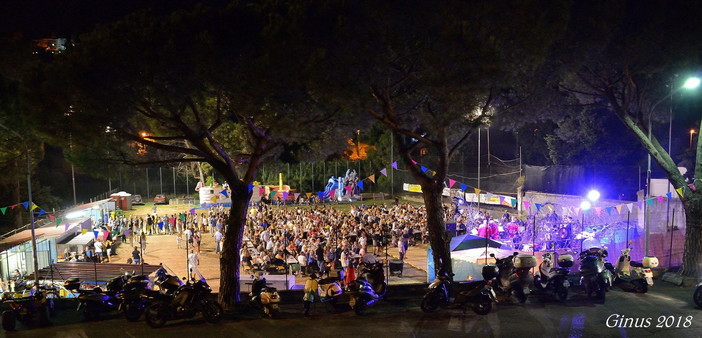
[
  {"x1": 0, "y1": 123, "x2": 39, "y2": 288},
  {"x1": 691, "y1": 129, "x2": 697, "y2": 148}
]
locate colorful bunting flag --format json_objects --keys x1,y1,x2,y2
[
  {"x1": 637, "y1": 201, "x2": 644, "y2": 210},
  {"x1": 535, "y1": 203, "x2": 542, "y2": 212},
  {"x1": 666, "y1": 192, "x2": 672, "y2": 200},
  {"x1": 30, "y1": 204, "x2": 39, "y2": 211},
  {"x1": 605, "y1": 207, "x2": 613, "y2": 216},
  {"x1": 93, "y1": 230, "x2": 99, "y2": 238},
  {"x1": 391, "y1": 161, "x2": 398, "y2": 170},
  {"x1": 282, "y1": 192, "x2": 289, "y2": 201},
  {"x1": 411, "y1": 160, "x2": 418, "y2": 165},
  {"x1": 345, "y1": 186, "x2": 353, "y2": 195},
  {"x1": 0, "y1": 207, "x2": 6, "y2": 215},
  {"x1": 595, "y1": 207, "x2": 602, "y2": 217},
  {"x1": 510, "y1": 199, "x2": 517, "y2": 208},
  {"x1": 269, "y1": 190, "x2": 277, "y2": 199},
  {"x1": 380, "y1": 168, "x2": 388, "y2": 177},
  {"x1": 460, "y1": 184, "x2": 467, "y2": 192},
  {"x1": 676, "y1": 187, "x2": 684, "y2": 197},
  {"x1": 10, "y1": 204, "x2": 17, "y2": 210},
  {"x1": 368, "y1": 175, "x2": 376, "y2": 183},
  {"x1": 420, "y1": 166, "x2": 428, "y2": 173},
  {"x1": 38, "y1": 209, "x2": 46, "y2": 217},
  {"x1": 220, "y1": 190, "x2": 229, "y2": 198},
  {"x1": 259, "y1": 187, "x2": 266, "y2": 196},
  {"x1": 646, "y1": 198, "x2": 654, "y2": 208},
  {"x1": 523, "y1": 201, "x2": 531, "y2": 210},
  {"x1": 448, "y1": 179, "x2": 457, "y2": 188},
  {"x1": 48, "y1": 214, "x2": 55, "y2": 221},
  {"x1": 474, "y1": 188, "x2": 481, "y2": 195},
  {"x1": 656, "y1": 196, "x2": 664, "y2": 204},
  {"x1": 499, "y1": 196, "x2": 506, "y2": 205},
  {"x1": 306, "y1": 193, "x2": 312, "y2": 198},
  {"x1": 357, "y1": 181, "x2": 364, "y2": 191},
  {"x1": 626, "y1": 203, "x2": 634, "y2": 213},
  {"x1": 65, "y1": 223, "x2": 70, "y2": 231},
  {"x1": 21, "y1": 201, "x2": 29, "y2": 210},
  {"x1": 615, "y1": 205, "x2": 623, "y2": 214}
]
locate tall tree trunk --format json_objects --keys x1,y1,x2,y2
[
  {"x1": 218, "y1": 180, "x2": 249, "y2": 309},
  {"x1": 422, "y1": 181, "x2": 452, "y2": 277},
  {"x1": 682, "y1": 194, "x2": 702, "y2": 277}
]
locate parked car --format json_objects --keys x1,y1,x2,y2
[
  {"x1": 153, "y1": 194, "x2": 168, "y2": 205},
  {"x1": 131, "y1": 194, "x2": 144, "y2": 205}
]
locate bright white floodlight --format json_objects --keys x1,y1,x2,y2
[
  {"x1": 580, "y1": 200, "x2": 591, "y2": 211},
  {"x1": 587, "y1": 190, "x2": 600, "y2": 202},
  {"x1": 684, "y1": 77, "x2": 701, "y2": 90}
]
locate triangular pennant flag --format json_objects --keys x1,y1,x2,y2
[
  {"x1": 535, "y1": 203, "x2": 542, "y2": 212},
  {"x1": 329, "y1": 190, "x2": 335, "y2": 199},
  {"x1": 318, "y1": 192, "x2": 325, "y2": 199},
  {"x1": 605, "y1": 207, "x2": 613, "y2": 216},
  {"x1": 345, "y1": 185, "x2": 353, "y2": 195},
  {"x1": 561, "y1": 206, "x2": 568, "y2": 216},
  {"x1": 510, "y1": 199, "x2": 517, "y2": 208},
  {"x1": 54, "y1": 218, "x2": 60, "y2": 227},
  {"x1": 656, "y1": 195, "x2": 664, "y2": 204},
  {"x1": 48, "y1": 214, "x2": 55, "y2": 221},
  {"x1": 637, "y1": 201, "x2": 644, "y2": 210},
  {"x1": 21, "y1": 201, "x2": 29, "y2": 210},
  {"x1": 474, "y1": 188, "x2": 481, "y2": 195},
  {"x1": 626, "y1": 203, "x2": 634, "y2": 213},
  {"x1": 583, "y1": 208, "x2": 590, "y2": 216},
  {"x1": 269, "y1": 190, "x2": 277, "y2": 199},
  {"x1": 380, "y1": 168, "x2": 388, "y2": 177},
  {"x1": 38, "y1": 209, "x2": 46, "y2": 217},
  {"x1": 646, "y1": 198, "x2": 654, "y2": 208},
  {"x1": 595, "y1": 207, "x2": 602, "y2": 217},
  {"x1": 10, "y1": 204, "x2": 17, "y2": 210},
  {"x1": 220, "y1": 190, "x2": 228, "y2": 198},
  {"x1": 523, "y1": 201, "x2": 531, "y2": 210},
  {"x1": 65, "y1": 223, "x2": 70, "y2": 231},
  {"x1": 420, "y1": 166, "x2": 428, "y2": 173},
  {"x1": 676, "y1": 187, "x2": 684, "y2": 197},
  {"x1": 93, "y1": 230, "x2": 99, "y2": 239},
  {"x1": 357, "y1": 181, "x2": 364, "y2": 191},
  {"x1": 391, "y1": 161, "x2": 398, "y2": 170},
  {"x1": 189, "y1": 208, "x2": 196, "y2": 216},
  {"x1": 248, "y1": 184, "x2": 254, "y2": 193},
  {"x1": 210, "y1": 196, "x2": 217, "y2": 203},
  {"x1": 306, "y1": 193, "x2": 312, "y2": 198},
  {"x1": 448, "y1": 179, "x2": 457, "y2": 188},
  {"x1": 0, "y1": 207, "x2": 6, "y2": 215},
  {"x1": 499, "y1": 196, "x2": 505, "y2": 205},
  {"x1": 30, "y1": 204, "x2": 39, "y2": 211},
  {"x1": 294, "y1": 193, "x2": 300, "y2": 200},
  {"x1": 460, "y1": 184, "x2": 467, "y2": 192},
  {"x1": 282, "y1": 192, "x2": 289, "y2": 201},
  {"x1": 411, "y1": 160, "x2": 418, "y2": 165},
  {"x1": 368, "y1": 174, "x2": 375, "y2": 183},
  {"x1": 615, "y1": 205, "x2": 623, "y2": 214},
  {"x1": 259, "y1": 187, "x2": 266, "y2": 196},
  {"x1": 486, "y1": 192, "x2": 493, "y2": 200},
  {"x1": 666, "y1": 192, "x2": 673, "y2": 200}
]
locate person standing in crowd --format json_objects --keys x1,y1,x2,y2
[
  {"x1": 214, "y1": 228, "x2": 223, "y2": 254},
  {"x1": 94, "y1": 240, "x2": 103, "y2": 263},
  {"x1": 188, "y1": 249, "x2": 200, "y2": 280},
  {"x1": 132, "y1": 246, "x2": 141, "y2": 264}
]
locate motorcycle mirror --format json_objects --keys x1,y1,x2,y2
[{"x1": 489, "y1": 253, "x2": 495, "y2": 257}]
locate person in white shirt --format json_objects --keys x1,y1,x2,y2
[
  {"x1": 188, "y1": 250, "x2": 200, "y2": 279},
  {"x1": 94, "y1": 241, "x2": 103, "y2": 263}
]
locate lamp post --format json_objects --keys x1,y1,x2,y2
[
  {"x1": 690, "y1": 129, "x2": 697, "y2": 148},
  {"x1": 0, "y1": 123, "x2": 39, "y2": 288}
]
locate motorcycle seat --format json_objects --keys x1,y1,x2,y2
[{"x1": 630, "y1": 261, "x2": 644, "y2": 267}]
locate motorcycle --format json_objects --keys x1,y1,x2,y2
[
  {"x1": 74, "y1": 274, "x2": 129, "y2": 320},
  {"x1": 1, "y1": 287, "x2": 53, "y2": 331},
  {"x1": 533, "y1": 252, "x2": 573, "y2": 301},
  {"x1": 249, "y1": 272, "x2": 281, "y2": 318},
  {"x1": 606, "y1": 246, "x2": 656, "y2": 293},
  {"x1": 117, "y1": 273, "x2": 156, "y2": 321},
  {"x1": 144, "y1": 276, "x2": 222, "y2": 328},
  {"x1": 579, "y1": 247, "x2": 613, "y2": 302},
  {"x1": 493, "y1": 253, "x2": 536, "y2": 303},
  {"x1": 347, "y1": 262, "x2": 387, "y2": 315},
  {"x1": 420, "y1": 265, "x2": 498, "y2": 315}
]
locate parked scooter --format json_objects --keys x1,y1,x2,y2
[
  {"x1": 421, "y1": 265, "x2": 498, "y2": 315},
  {"x1": 1, "y1": 287, "x2": 52, "y2": 331},
  {"x1": 348, "y1": 262, "x2": 387, "y2": 315},
  {"x1": 579, "y1": 247, "x2": 613, "y2": 302},
  {"x1": 493, "y1": 253, "x2": 536, "y2": 303},
  {"x1": 605, "y1": 246, "x2": 656, "y2": 293},
  {"x1": 316, "y1": 273, "x2": 344, "y2": 306},
  {"x1": 144, "y1": 276, "x2": 222, "y2": 328},
  {"x1": 694, "y1": 282, "x2": 702, "y2": 308},
  {"x1": 249, "y1": 272, "x2": 281, "y2": 318},
  {"x1": 533, "y1": 252, "x2": 573, "y2": 301}
]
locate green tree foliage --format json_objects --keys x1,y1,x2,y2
[
  {"x1": 553, "y1": 0, "x2": 702, "y2": 277},
  {"x1": 29, "y1": 2, "x2": 356, "y2": 307}
]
